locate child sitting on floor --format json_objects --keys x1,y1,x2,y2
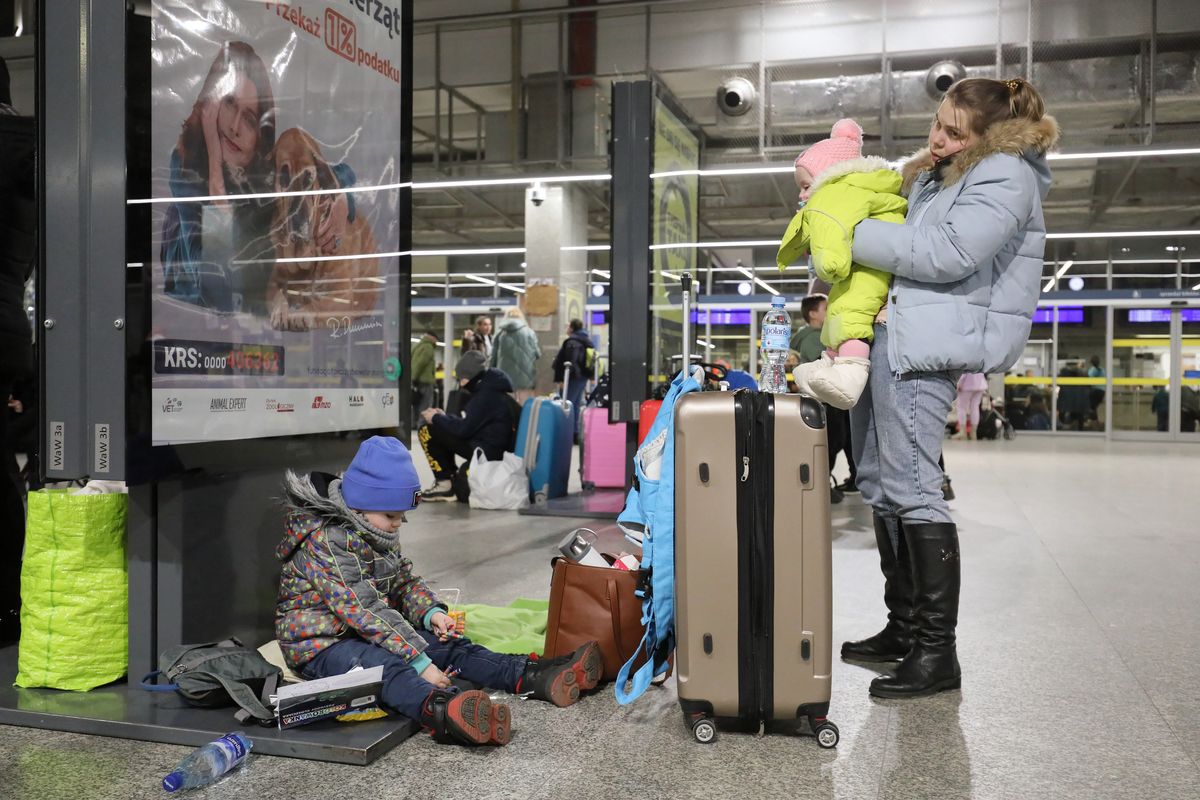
[
  {"x1": 778, "y1": 119, "x2": 908, "y2": 409},
  {"x1": 275, "y1": 435, "x2": 602, "y2": 746}
]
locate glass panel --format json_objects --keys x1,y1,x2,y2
[
  {"x1": 1111, "y1": 309, "x2": 1172, "y2": 434},
  {"x1": 1003, "y1": 336, "x2": 1053, "y2": 432},
  {"x1": 1181, "y1": 313, "x2": 1200, "y2": 438},
  {"x1": 1053, "y1": 305, "x2": 1107, "y2": 432}
]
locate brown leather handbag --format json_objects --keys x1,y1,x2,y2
[{"x1": 543, "y1": 556, "x2": 646, "y2": 682}]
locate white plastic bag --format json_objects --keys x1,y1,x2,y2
[{"x1": 467, "y1": 448, "x2": 529, "y2": 510}]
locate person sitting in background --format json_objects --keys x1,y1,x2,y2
[
  {"x1": 418, "y1": 351, "x2": 519, "y2": 502},
  {"x1": 276, "y1": 436, "x2": 603, "y2": 747}
]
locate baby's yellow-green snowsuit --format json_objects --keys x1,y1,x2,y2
[{"x1": 777, "y1": 158, "x2": 908, "y2": 350}]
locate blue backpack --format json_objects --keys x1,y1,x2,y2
[{"x1": 613, "y1": 366, "x2": 703, "y2": 704}]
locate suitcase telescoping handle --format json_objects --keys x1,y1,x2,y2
[{"x1": 680, "y1": 272, "x2": 692, "y2": 378}]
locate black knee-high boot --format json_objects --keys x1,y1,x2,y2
[
  {"x1": 869, "y1": 522, "x2": 961, "y2": 698},
  {"x1": 841, "y1": 514, "x2": 915, "y2": 663}
]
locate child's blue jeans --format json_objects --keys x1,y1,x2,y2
[{"x1": 301, "y1": 631, "x2": 527, "y2": 720}]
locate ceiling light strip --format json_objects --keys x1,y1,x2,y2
[
  {"x1": 411, "y1": 173, "x2": 611, "y2": 190},
  {"x1": 1046, "y1": 231, "x2": 1200, "y2": 239}
]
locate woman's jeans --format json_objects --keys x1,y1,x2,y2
[{"x1": 850, "y1": 324, "x2": 956, "y2": 536}]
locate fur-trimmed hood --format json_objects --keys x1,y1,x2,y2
[
  {"x1": 900, "y1": 115, "x2": 1060, "y2": 196},
  {"x1": 807, "y1": 155, "x2": 894, "y2": 197},
  {"x1": 278, "y1": 470, "x2": 398, "y2": 559}
]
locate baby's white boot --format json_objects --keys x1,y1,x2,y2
[
  {"x1": 809, "y1": 357, "x2": 871, "y2": 410},
  {"x1": 792, "y1": 352, "x2": 833, "y2": 398}
]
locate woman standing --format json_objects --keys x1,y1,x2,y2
[
  {"x1": 842, "y1": 78, "x2": 1058, "y2": 698},
  {"x1": 491, "y1": 307, "x2": 541, "y2": 403}
]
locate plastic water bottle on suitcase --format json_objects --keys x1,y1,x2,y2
[
  {"x1": 162, "y1": 732, "x2": 252, "y2": 792},
  {"x1": 759, "y1": 296, "x2": 791, "y2": 394}
]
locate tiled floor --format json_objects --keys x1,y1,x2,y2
[{"x1": 2, "y1": 436, "x2": 1198, "y2": 799}]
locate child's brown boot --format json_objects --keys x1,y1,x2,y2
[
  {"x1": 516, "y1": 642, "x2": 603, "y2": 707},
  {"x1": 420, "y1": 689, "x2": 512, "y2": 746}
]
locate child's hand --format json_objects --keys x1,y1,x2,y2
[
  {"x1": 430, "y1": 611, "x2": 458, "y2": 641},
  {"x1": 420, "y1": 663, "x2": 452, "y2": 688}
]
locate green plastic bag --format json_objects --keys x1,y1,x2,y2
[{"x1": 16, "y1": 489, "x2": 128, "y2": 691}]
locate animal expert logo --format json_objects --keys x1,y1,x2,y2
[
  {"x1": 312, "y1": 396, "x2": 333, "y2": 409},
  {"x1": 210, "y1": 397, "x2": 248, "y2": 413}
]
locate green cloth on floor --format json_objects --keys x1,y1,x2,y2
[{"x1": 458, "y1": 598, "x2": 549, "y2": 656}]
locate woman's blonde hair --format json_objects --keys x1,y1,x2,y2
[
  {"x1": 944, "y1": 77, "x2": 1045, "y2": 136},
  {"x1": 503, "y1": 306, "x2": 526, "y2": 322}
]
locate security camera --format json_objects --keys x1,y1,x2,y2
[
  {"x1": 716, "y1": 77, "x2": 756, "y2": 117},
  {"x1": 925, "y1": 60, "x2": 967, "y2": 99},
  {"x1": 529, "y1": 181, "x2": 547, "y2": 207}
]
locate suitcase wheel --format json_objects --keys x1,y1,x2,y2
[
  {"x1": 814, "y1": 720, "x2": 840, "y2": 749},
  {"x1": 691, "y1": 717, "x2": 718, "y2": 744}
]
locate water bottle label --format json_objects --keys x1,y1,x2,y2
[
  {"x1": 761, "y1": 324, "x2": 791, "y2": 351},
  {"x1": 217, "y1": 734, "x2": 247, "y2": 762}
]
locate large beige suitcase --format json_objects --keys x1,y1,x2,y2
[{"x1": 673, "y1": 390, "x2": 838, "y2": 747}]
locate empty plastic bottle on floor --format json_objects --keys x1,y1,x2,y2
[
  {"x1": 162, "y1": 732, "x2": 252, "y2": 792},
  {"x1": 759, "y1": 296, "x2": 792, "y2": 394}
]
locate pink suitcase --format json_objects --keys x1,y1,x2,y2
[{"x1": 581, "y1": 407, "x2": 627, "y2": 489}]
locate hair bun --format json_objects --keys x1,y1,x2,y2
[{"x1": 830, "y1": 118, "x2": 864, "y2": 143}]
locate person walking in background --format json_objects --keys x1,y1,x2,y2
[
  {"x1": 954, "y1": 372, "x2": 988, "y2": 439},
  {"x1": 491, "y1": 307, "x2": 541, "y2": 404},
  {"x1": 552, "y1": 319, "x2": 595, "y2": 442},
  {"x1": 842, "y1": 77, "x2": 1057, "y2": 698},
  {"x1": 792, "y1": 295, "x2": 856, "y2": 502},
  {"x1": 410, "y1": 330, "x2": 439, "y2": 428},
  {"x1": 1087, "y1": 354, "x2": 1106, "y2": 422}
]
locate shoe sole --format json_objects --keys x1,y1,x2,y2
[
  {"x1": 422, "y1": 494, "x2": 457, "y2": 503},
  {"x1": 445, "y1": 691, "x2": 512, "y2": 745},
  {"x1": 547, "y1": 642, "x2": 603, "y2": 707},
  {"x1": 869, "y1": 675, "x2": 962, "y2": 699},
  {"x1": 841, "y1": 650, "x2": 905, "y2": 664}
]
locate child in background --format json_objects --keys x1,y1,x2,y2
[
  {"x1": 275, "y1": 436, "x2": 602, "y2": 746},
  {"x1": 777, "y1": 119, "x2": 908, "y2": 409}
]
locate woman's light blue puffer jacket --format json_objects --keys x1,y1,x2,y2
[{"x1": 852, "y1": 115, "x2": 1060, "y2": 375}]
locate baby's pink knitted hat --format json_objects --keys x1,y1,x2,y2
[{"x1": 794, "y1": 119, "x2": 864, "y2": 179}]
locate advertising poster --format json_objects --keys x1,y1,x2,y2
[
  {"x1": 147, "y1": 1, "x2": 405, "y2": 444},
  {"x1": 650, "y1": 98, "x2": 699, "y2": 380}
]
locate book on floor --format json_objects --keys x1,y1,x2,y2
[{"x1": 273, "y1": 665, "x2": 385, "y2": 729}]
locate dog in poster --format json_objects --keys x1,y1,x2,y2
[{"x1": 266, "y1": 127, "x2": 380, "y2": 331}]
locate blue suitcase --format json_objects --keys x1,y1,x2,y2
[{"x1": 514, "y1": 395, "x2": 573, "y2": 504}]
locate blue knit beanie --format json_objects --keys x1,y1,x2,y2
[{"x1": 341, "y1": 436, "x2": 422, "y2": 512}]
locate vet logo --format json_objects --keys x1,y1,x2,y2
[
  {"x1": 162, "y1": 397, "x2": 184, "y2": 413},
  {"x1": 312, "y1": 396, "x2": 333, "y2": 409}
]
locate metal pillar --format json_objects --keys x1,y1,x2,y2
[{"x1": 39, "y1": 0, "x2": 126, "y2": 481}]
